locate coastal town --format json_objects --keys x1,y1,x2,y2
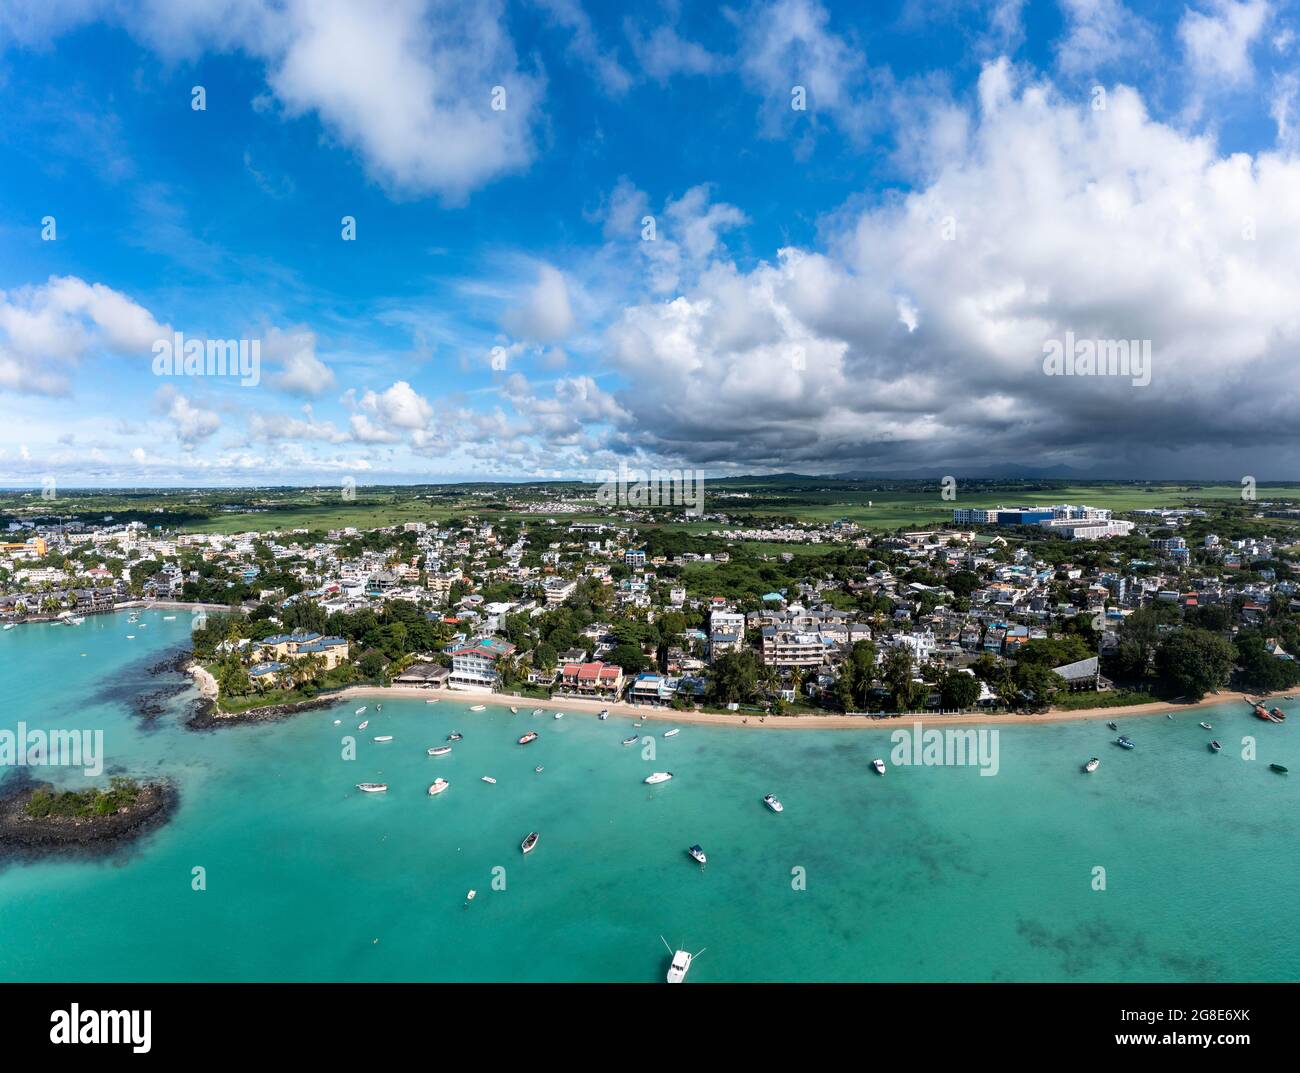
[{"x1": 3, "y1": 488, "x2": 1299, "y2": 722}]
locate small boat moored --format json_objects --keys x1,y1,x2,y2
[
  {"x1": 356, "y1": 783, "x2": 388, "y2": 793},
  {"x1": 532, "y1": 708, "x2": 544, "y2": 716},
  {"x1": 688, "y1": 844, "x2": 707, "y2": 865},
  {"x1": 427, "y1": 746, "x2": 452, "y2": 757},
  {"x1": 447, "y1": 731, "x2": 463, "y2": 741},
  {"x1": 1115, "y1": 735, "x2": 1135, "y2": 750},
  {"x1": 644, "y1": 771, "x2": 674, "y2": 785},
  {"x1": 373, "y1": 735, "x2": 393, "y2": 743},
  {"x1": 481, "y1": 776, "x2": 497, "y2": 784},
  {"x1": 510, "y1": 706, "x2": 519, "y2": 714},
  {"x1": 469, "y1": 705, "x2": 486, "y2": 712},
  {"x1": 871, "y1": 758, "x2": 886, "y2": 776},
  {"x1": 355, "y1": 706, "x2": 367, "y2": 715},
  {"x1": 663, "y1": 728, "x2": 680, "y2": 738},
  {"x1": 518, "y1": 731, "x2": 538, "y2": 745},
  {"x1": 1106, "y1": 721, "x2": 1118, "y2": 731},
  {"x1": 1209, "y1": 740, "x2": 1222, "y2": 752},
  {"x1": 598, "y1": 709, "x2": 609, "y2": 720},
  {"x1": 763, "y1": 793, "x2": 784, "y2": 813},
  {"x1": 622, "y1": 735, "x2": 639, "y2": 746},
  {"x1": 521, "y1": 831, "x2": 539, "y2": 854},
  {"x1": 428, "y1": 778, "x2": 450, "y2": 796},
  {"x1": 534, "y1": 765, "x2": 544, "y2": 773},
  {"x1": 1270, "y1": 763, "x2": 1289, "y2": 774},
  {"x1": 1199, "y1": 722, "x2": 1213, "y2": 730},
  {"x1": 1083, "y1": 757, "x2": 1100, "y2": 773},
  {"x1": 554, "y1": 712, "x2": 564, "y2": 720}
]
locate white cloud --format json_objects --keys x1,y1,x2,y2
[
  {"x1": 264, "y1": 326, "x2": 334, "y2": 396},
  {"x1": 1055, "y1": 0, "x2": 1158, "y2": 77},
  {"x1": 503, "y1": 264, "x2": 576, "y2": 342},
  {"x1": 1179, "y1": 0, "x2": 1270, "y2": 86},
  {"x1": 156, "y1": 386, "x2": 220, "y2": 445}
]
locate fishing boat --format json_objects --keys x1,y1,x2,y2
[
  {"x1": 518, "y1": 731, "x2": 538, "y2": 745},
  {"x1": 1209, "y1": 740, "x2": 1222, "y2": 752},
  {"x1": 599, "y1": 709, "x2": 609, "y2": 720},
  {"x1": 1199, "y1": 722, "x2": 1213, "y2": 730},
  {"x1": 427, "y1": 746, "x2": 452, "y2": 757},
  {"x1": 663, "y1": 728, "x2": 680, "y2": 738},
  {"x1": 763, "y1": 793, "x2": 784, "y2": 813},
  {"x1": 427, "y1": 778, "x2": 450, "y2": 796},
  {"x1": 356, "y1": 783, "x2": 388, "y2": 793},
  {"x1": 358, "y1": 720, "x2": 369, "y2": 730},
  {"x1": 481, "y1": 776, "x2": 497, "y2": 784},
  {"x1": 622, "y1": 735, "x2": 639, "y2": 746},
  {"x1": 662, "y1": 937, "x2": 703, "y2": 983},
  {"x1": 1106, "y1": 721, "x2": 1117, "y2": 731},
  {"x1": 521, "y1": 831, "x2": 539, "y2": 854},
  {"x1": 871, "y1": 758, "x2": 886, "y2": 776},
  {"x1": 1083, "y1": 757, "x2": 1100, "y2": 773},
  {"x1": 469, "y1": 704, "x2": 486, "y2": 712},
  {"x1": 373, "y1": 735, "x2": 394, "y2": 743},
  {"x1": 644, "y1": 771, "x2": 674, "y2": 784},
  {"x1": 1270, "y1": 763, "x2": 1289, "y2": 774},
  {"x1": 447, "y1": 732, "x2": 463, "y2": 741},
  {"x1": 532, "y1": 708, "x2": 544, "y2": 716},
  {"x1": 1114, "y1": 735, "x2": 1135, "y2": 750},
  {"x1": 355, "y1": 706, "x2": 367, "y2": 716},
  {"x1": 688, "y1": 844, "x2": 707, "y2": 865}
]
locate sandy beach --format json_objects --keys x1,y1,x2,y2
[
  {"x1": 186, "y1": 662, "x2": 219, "y2": 700},
  {"x1": 327, "y1": 682, "x2": 1300, "y2": 731}
]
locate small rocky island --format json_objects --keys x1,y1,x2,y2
[{"x1": 0, "y1": 775, "x2": 177, "y2": 858}]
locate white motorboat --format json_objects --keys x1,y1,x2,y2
[
  {"x1": 358, "y1": 720, "x2": 369, "y2": 730},
  {"x1": 469, "y1": 704, "x2": 486, "y2": 712},
  {"x1": 763, "y1": 793, "x2": 784, "y2": 813},
  {"x1": 1199, "y1": 722, "x2": 1213, "y2": 730},
  {"x1": 521, "y1": 831, "x2": 539, "y2": 854},
  {"x1": 355, "y1": 706, "x2": 367, "y2": 715},
  {"x1": 427, "y1": 746, "x2": 452, "y2": 757},
  {"x1": 427, "y1": 778, "x2": 450, "y2": 796},
  {"x1": 688, "y1": 844, "x2": 707, "y2": 865},
  {"x1": 481, "y1": 776, "x2": 497, "y2": 784},
  {"x1": 663, "y1": 728, "x2": 680, "y2": 738},
  {"x1": 2, "y1": 623, "x2": 15, "y2": 631},
  {"x1": 622, "y1": 735, "x2": 639, "y2": 746},
  {"x1": 162, "y1": 615, "x2": 176, "y2": 620},
  {"x1": 554, "y1": 712, "x2": 564, "y2": 719},
  {"x1": 518, "y1": 731, "x2": 538, "y2": 745},
  {"x1": 373, "y1": 735, "x2": 394, "y2": 743},
  {"x1": 332, "y1": 719, "x2": 341, "y2": 725},
  {"x1": 644, "y1": 771, "x2": 674, "y2": 785},
  {"x1": 632, "y1": 722, "x2": 642, "y2": 728},
  {"x1": 466, "y1": 890, "x2": 476, "y2": 903},
  {"x1": 447, "y1": 731, "x2": 463, "y2": 741},
  {"x1": 510, "y1": 706, "x2": 519, "y2": 714},
  {"x1": 65, "y1": 616, "x2": 85, "y2": 626},
  {"x1": 532, "y1": 708, "x2": 544, "y2": 716},
  {"x1": 534, "y1": 765, "x2": 544, "y2": 773},
  {"x1": 663, "y1": 939, "x2": 700, "y2": 984},
  {"x1": 356, "y1": 783, "x2": 388, "y2": 793},
  {"x1": 598, "y1": 709, "x2": 609, "y2": 720},
  {"x1": 425, "y1": 699, "x2": 439, "y2": 704},
  {"x1": 1083, "y1": 757, "x2": 1100, "y2": 773},
  {"x1": 126, "y1": 635, "x2": 135, "y2": 639},
  {"x1": 871, "y1": 758, "x2": 886, "y2": 776}
]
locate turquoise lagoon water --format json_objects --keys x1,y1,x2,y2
[{"x1": 0, "y1": 611, "x2": 1296, "y2": 982}]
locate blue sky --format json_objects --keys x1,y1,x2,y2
[{"x1": 1, "y1": 0, "x2": 1299, "y2": 486}]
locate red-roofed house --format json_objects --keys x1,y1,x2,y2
[{"x1": 559, "y1": 660, "x2": 625, "y2": 696}]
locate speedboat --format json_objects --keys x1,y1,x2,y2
[
  {"x1": 447, "y1": 732, "x2": 463, "y2": 741},
  {"x1": 1199, "y1": 722, "x2": 1213, "y2": 730},
  {"x1": 1270, "y1": 708, "x2": 1287, "y2": 722},
  {"x1": 1083, "y1": 757, "x2": 1100, "y2": 773},
  {"x1": 1209, "y1": 740, "x2": 1222, "y2": 752},
  {"x1": 534, "y1": 765, "x2": 544, "y2": 773},
  {"x1": 481, "y1": 776, "x2": 497, "y2": 784},
  {"x1": 521, "y1": 831, "x2": 539, "y2": 854},
  {"x1": 356, "y1": 783, "x2": 388, "y2": 793},
  {"x1": 518, "y1": 731, "x2": 538, "y2": 745},
  {"x1": 598, "y1": 709, "x2": 609, "y2": 720},
  {"x1": 427, "y1": 746, "x2": 452, "y2": 757},
  {"x1": 428, "y1": 778, "x2": 450, "y2": 796},
  {"x1": 469, "y1": 704, "x2": 486, "y2": 712},
  {"x1": 1270, "y1": 763, "x2": 1289, "y2": 773},
  {"x1": 358, "y1": 720, "x2": 369, "y2": 730},
  {"x1": 532, "y1": 708, "x2": 544, "y2": 716},
  {"x1": 871, "y1": 758, "x2": 886, "y2": 776},
  {"x1": 763, "y1": 793, "x2": 784, "y2": 813},
  {"x1": 622, "y1": 735, "x2": 639, "y2": 746},
  {"x1": 666, "y1": 948, "x2": 692, "y2": 984},
  {"x1": 373, "y1": 735, "x2": 393, "y2": 743},
  {"x1": 644, "y1": 771, "x2": 674, "y2": 784},
  {"x1": 465, "y1": 890, "x2": 476, "y2": 903},
  {"x1": 663, "y1": 728, "x2": 680, "y2": 738},
  {"x1": 688, "y1": 844, "x2": 707, "y2": 865},
  {"x1": 1115, "y1": 735, "x2": 1135, "y2": 749},
  {"x1": 554, "y1": 712, "x2": 564, "y2": 719},
  {"x1": 1106, "y1": 721, "x2": 1117, "y2": 731},
  {"x1": 355, "y1": 706, "x2": 367, "y2": 716}
]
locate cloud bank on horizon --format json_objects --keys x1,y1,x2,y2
[{"x1": 1, "y1": 0, "x2": 1299, "y2": 486}]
